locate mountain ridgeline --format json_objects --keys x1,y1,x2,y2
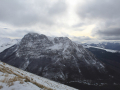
[{"x1": 0, "y1": 33, "x2": 120, "y2": 90}]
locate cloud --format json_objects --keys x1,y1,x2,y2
[
  {"x1": 0, "y1": 28, "x2": 33, "y2": 38},
  {"x1": 77, "y1": 0, "x2": 120, "y2": 20},
  {"x1": 1, "y1": 0, "x2": 120, "y2": 41},
  {"x1": 48, "y1": 1, "x2": 67, "y2": 15},
  {"x1": 77, "y1": 0, "x2": 120, "y2": 40},
  {"x1": 71, "y1": 36, "x2": 92, "y2": 41},
  {"x1": 72, "y1": 23, "x2": 85, "y2": 28},
  {"x1": 0, "y1": 0, "x2": 39, "y2": 26},
  {"x1": 93, "y1": 28, "x2": 120, "y2": 40},
  {"x1": 0, "y1": 0, "x2": 67, "y2": 27}
]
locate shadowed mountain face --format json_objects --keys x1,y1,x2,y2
[
  {"x1": 87, "y1": 47, "x2": 120, "y2": 73},
  {"x1": 0, "y1": 33, "x2": 120, "y2": 89}
]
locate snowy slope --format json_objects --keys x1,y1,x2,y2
[
  {"x1": 0, "y1": 61, "x2": 77, "y2": 90},
  {"x1": 0, "y1": 71, "x2": 42, "y2": 90},
  {"x1": 0, "y1": 38, "x2": 20, "y2": 52}
]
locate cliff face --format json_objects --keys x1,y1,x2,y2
[{"x1": 0, "y1": 33, "x2": 110, "y2": 84}]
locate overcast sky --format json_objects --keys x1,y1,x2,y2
[{"x1": 0, "y1": 0, "x2": 120, "y2": 42}]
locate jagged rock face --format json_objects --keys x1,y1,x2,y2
[
  {"x1": 17, "y1": 33, "x2": 53, "y2": 58},
  {"x1": 0, "y1": 33, "x2": 108, "y2": 84}
]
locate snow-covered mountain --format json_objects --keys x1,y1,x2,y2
[
  {"x1": 0, "y1": 33, "x2": 120, "y2": 89},
  {"x1": 83, "y1": 45, "x2": 119, "y2": 53},
  {"x1": 0, "y1": 61, "x2": 77, "y2": 90},
  {"x1": 82, "y1": 42, "x2": 120, "y2": 52},
  {"x1": 0, "y1": 37, "x2": 20, "y2": 53}
]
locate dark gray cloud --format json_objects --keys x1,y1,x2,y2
[
  {"x1": 99, "y1": 36, "x2": 120, "y2": 40},
  {"x1": 0, "y1": 0, "x2": 67, "y2": 27},
  {"x1": 4, "y1": 28, "x2": 8, "y2": 29},
  {"x1": 77, "y1": 0, "x2": 120, "y2": 20},
  {"x1": 93, "y1": 28, "x2": 120, "y2": 40},
  {"x1": 77, "y1": 0, "x2": 120, "y2": 40},
  {"x1": 95, "y1": 28, "x2": 120, "y2": 36}
]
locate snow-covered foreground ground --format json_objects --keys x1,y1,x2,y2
[
  {"x1": 0, "y1": 71, "x2": 42, "y2": 90},
  {"x1": 0, "y1": 61, "x2": 77, "y2": 90}
]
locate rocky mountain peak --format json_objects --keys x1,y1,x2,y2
[
  {"x1": 22, "y1": 33, "x2": 49, "y2": 41},
  {"x1": 54, "y1": 37, "x2": 71, "y2": 44},
  {"x1": 16, "y1": 33, "x2": 53, "y2": 58},
  {"x1": 20, "y1": 33, "x2": 52, "y2": 46}
]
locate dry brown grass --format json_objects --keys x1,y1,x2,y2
[
  {"x1": 3, "y1": 63, "x2": 5, "y2": 65},
  {"x1": 0, "y1": 76, "x2": 24, "y2": 87},
  {"x1": 24, "y1": 76, "x2": 53, "y2": 90},
  {"x1": 0, "y1": 65, "x2": 12, "y2": 74},
  {"x1": 0, "y1": 85, "x2": 3, "y2": 89},
  {"x1": 4, "y1": 73, "x2": 9, "y2": 77},
  {"x1": 32, "y1": 81, "x2": 53, "y2": 90},
  {"x1": 0, "y1": 68, "x2": 6, "y2": 73}
]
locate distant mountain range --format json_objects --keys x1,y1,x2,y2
[
  {"x1": 83, "y1": 42, "x2": 120, "y2": 51},
  {"x1": 0, "y1": 33, "x2": 120, "y2": 90}
]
